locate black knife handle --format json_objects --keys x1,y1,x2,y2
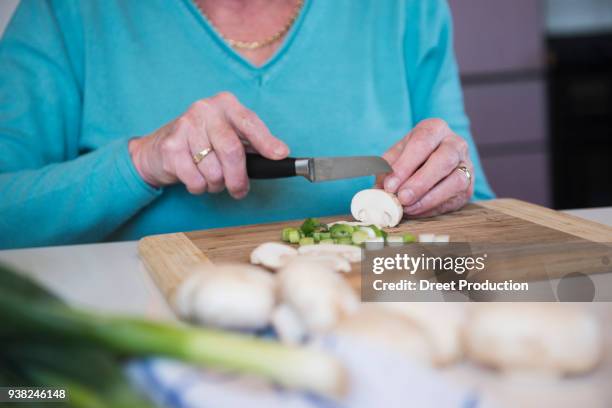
[{"x1": 246, "y1": 154, "x2": 297, "y2": 179}]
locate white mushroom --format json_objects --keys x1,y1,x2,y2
[
  {"x1": 351, "y1": 189, "x2": 403, "y2": 228},
  {"x1": 278, "y1": 259, "x2": 359, "y2": 333},
  {"x1": 465, "y1": 304, "x2": 602, "y2": 376},
  {"x1": 380, "y1": 302, "x2": 466, "y2": 366},
  {"x1": 272, "y1": 303, "x2": 308, "y2": 345},
  {"x1": 418, "y1": 233, "x2": 436, "y2": 243},
  {"x1": 250, "y1": 242, "x2": 298, "y2": 270},
  {"x1": 297, "y1": 243, "x2": 362, "y2": 263},
  {"x1": 173, "y1": 263, "x2": 277, "y2": 330},
  {"x1": 433, "y1": 234, "x2": 450, "y2": 243},
  {"x1": 289, "y1": 254, "x2": 352, "y2": 273},
  {"x1": 334, "y1": 305, "x2": 434, "y2": 366}
]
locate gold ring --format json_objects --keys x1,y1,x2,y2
[
  {"x1": 192, "y1": 147, "x2": 213, "y2": 164},
  {"x1": 456, "y1": 165, "x2": 472, "y2": 185}
]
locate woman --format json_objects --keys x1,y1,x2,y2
[{"x1": 0, "y1": 0, "x2": 494, "y2": 249}]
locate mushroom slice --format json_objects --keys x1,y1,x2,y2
[
  {"x1": 465, "y1": 304, "x2": 602, "y2": 375},
  {"x1": 289, "y1": 253, "x2": 352, "y2": 273},
  {"x1": 177, "y1": 263, "x2": 277, "y2": 330},
  {"x1": 278, "y1": 259, "x2": 359, "y2": 333},
  {"x1": 418, "y1": 233, "x2": 436, "y2": 243},
  {"x1": 250, "y1": 242, "x2": 298, "y2": 270},
  {"x1": 272, "y1": 303, "x2": 307, "y2": 345},
  {"x1": 297, "y1": 244, "x2": 362, "y2": 263},
  {"x1": 351, "y1": 189, "x2": 403, "y2": 228},
  {"x1": 381, "y1": 302, "x2": 465, "y2": 366},
  {"x1": 172, "y1": 271, "x2": 206, "y2": 318}
]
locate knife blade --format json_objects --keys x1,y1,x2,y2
[{"x1": 246, "y1": 154, "x2": 391, "y2": 182}]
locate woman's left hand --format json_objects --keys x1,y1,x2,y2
[{"x1": 376, "y1": 119, "x2": 474, "y2": 217}]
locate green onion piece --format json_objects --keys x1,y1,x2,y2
[
  {"x1": 351, "y1": 230, "x2": 369, "y2": 245},
  {"x1": 319, "y1": 232, "x2": 332, "y2": 240},
  {"x1": 300, "y1": 218, "x2": 323, "y2": 236},
  {"x1": 368, "y1": 225, "x2": 388, "y2": 239},
  {"x1": 312, "y1": 232, "x2": 322, "y2": 243},
  {"x1": 402, "y1": 233, "x2": 417, "y2": 243},
  {"x1": 329, "y1": 224, "x2": 353, "y2": 239},
  {"x1": 299, "y1": 237, "x2": 315, "y2": 246},
  {"x1": 281, "y1": 227, "x2": 297, "y2": 242},
  {"x1": 0, "y1": 266, "x2": 348, "y2": 399},
  {"x1": 288, "y1": 230, "x2": 301, "y2": 244},
  {"x1": 336, "y1": 237, "x2": 353, "y2": 245},
  {"x1": 319, "y1": 239, "x2": 335, "y2": 245}
]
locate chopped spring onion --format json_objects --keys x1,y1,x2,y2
[
  {"x1": 351, "y1": 230, "x2": 369, "y2": 245},
  {"x1": 358, "y1": 226, "x2": 377, "y2": 239},
  {"x1": 288, "y1": 230, "x2": 302, "y2": 244},
  {"x1": 299, "y1": 237, "x2": 315, "y2": 246},
  {"x1": 336, "y1": 237, "x2": 353, "y2": 245},
  {"x1": 330, "y1": 224, "x2": 354, "y2": 239},
  {"x1": 403, "y1": 233, "x2": 417, "y2": 243},
  {"x1": 281, "y1": 227, "x2": 298, "y2": 242},
  {"x1": 368, "y1": 225, "x2": 387, "y2": 239},
  {"x1": 300, "y1": 218, "x2": 325, "y2": 236}
]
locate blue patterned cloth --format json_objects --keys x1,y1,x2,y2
[{"x1": 127, "y1": 335, "x2": 479, "y2": 408}]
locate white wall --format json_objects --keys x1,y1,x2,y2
[{"x1": 0, "y1": 0, "x2": 19, "y2": 36}]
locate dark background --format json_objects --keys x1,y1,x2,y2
[{"x1": 2, "y1": 0, "x2": 611, "y2": 210}]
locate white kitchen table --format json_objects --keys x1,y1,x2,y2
[{"x1": 1, "y1": 206, "x2": 612, "y2": 408}]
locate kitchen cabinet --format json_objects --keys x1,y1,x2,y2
[{"x1": 448, "y1": 0, "x2": 551, "y2": 206}]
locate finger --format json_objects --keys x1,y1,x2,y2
[
  {"x1": 375, "y1": 141, "x2": 404, "y2": 188},
  {"x1": 402, "y1": 165, "x2": 472, "y2": 216},
  {"x1": 215, "y1": 92, "x2": 289, "y2": 159},
  {"x1": 204, "y1": 105, "x2": 249, "y2": 199},
  {"x1": 383, "y1": 119, "x2": 449, "y2": 193},
  {"x1": 173, "y1": 151, "x2": 208, "y2": 195},
  {"x1": 198, "y1": 152, "x2": 225, "y2": 193},
  {"x1": 396, "y1": 137, "x2": 463, "y2": 206},
  {"x1": 408, "y1": 194, "x2": 469, "y2": 218},
  {"x1": 186, "y1": 130, "x2": 225, "y2": 194}
]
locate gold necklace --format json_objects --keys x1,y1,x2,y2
[{"x1": 196, "y1": 0, "x2": 304, "y2": 50}]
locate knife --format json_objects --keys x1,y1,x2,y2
[{"x1": 246, "y1": 153, "x2": 391, "y2": 182}]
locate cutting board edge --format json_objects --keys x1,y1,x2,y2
[
  {"x1": 138, "y1": 232, "x2": 212, "y2": 301},
  {"x1": 480, "y1": 198, "x2": 612, "y2": 242}
]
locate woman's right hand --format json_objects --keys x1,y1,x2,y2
[{"x1": 128, "y1": 92, "x2": 289, "y2": 199}]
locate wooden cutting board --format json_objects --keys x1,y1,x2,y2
[{"x1": 139, "y1": 199, "x2": 612, "y2": 302}]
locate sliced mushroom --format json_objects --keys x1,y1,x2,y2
[
  {"x1": 465, "y1": 304, "x2": 602, "y2": 376},
  {"x1": 278, "y1": 259, "x2": 359, "y2": 333},
  {"x1": 381, "y1": 302, "x2": 465, "y2": 366},
  {"x1": 297, "y1": 243, "x2": 362, "y2": 263},
  {"x1": 289, "y1": 253, "x2": 352, "y2": 273},
  {"x1": 351, "y1": 189, "x2": 403, "y2": 228},
  {"x1": 418, "y1": 233, "x2": 436, "y2": 243},
  {"x1": 174, "y1": 263, "x2": 277, "y2": 330},
  {"x1": 272, "y1": 303, "x2": 307, "y2": 345},
  {"x1": 250, "y1": 242, "x2": 298, "y2": 270}
]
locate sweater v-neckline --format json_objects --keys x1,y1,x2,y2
[{"x1": 182, "y1": 0, "x2": 311, "y2": 76}]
